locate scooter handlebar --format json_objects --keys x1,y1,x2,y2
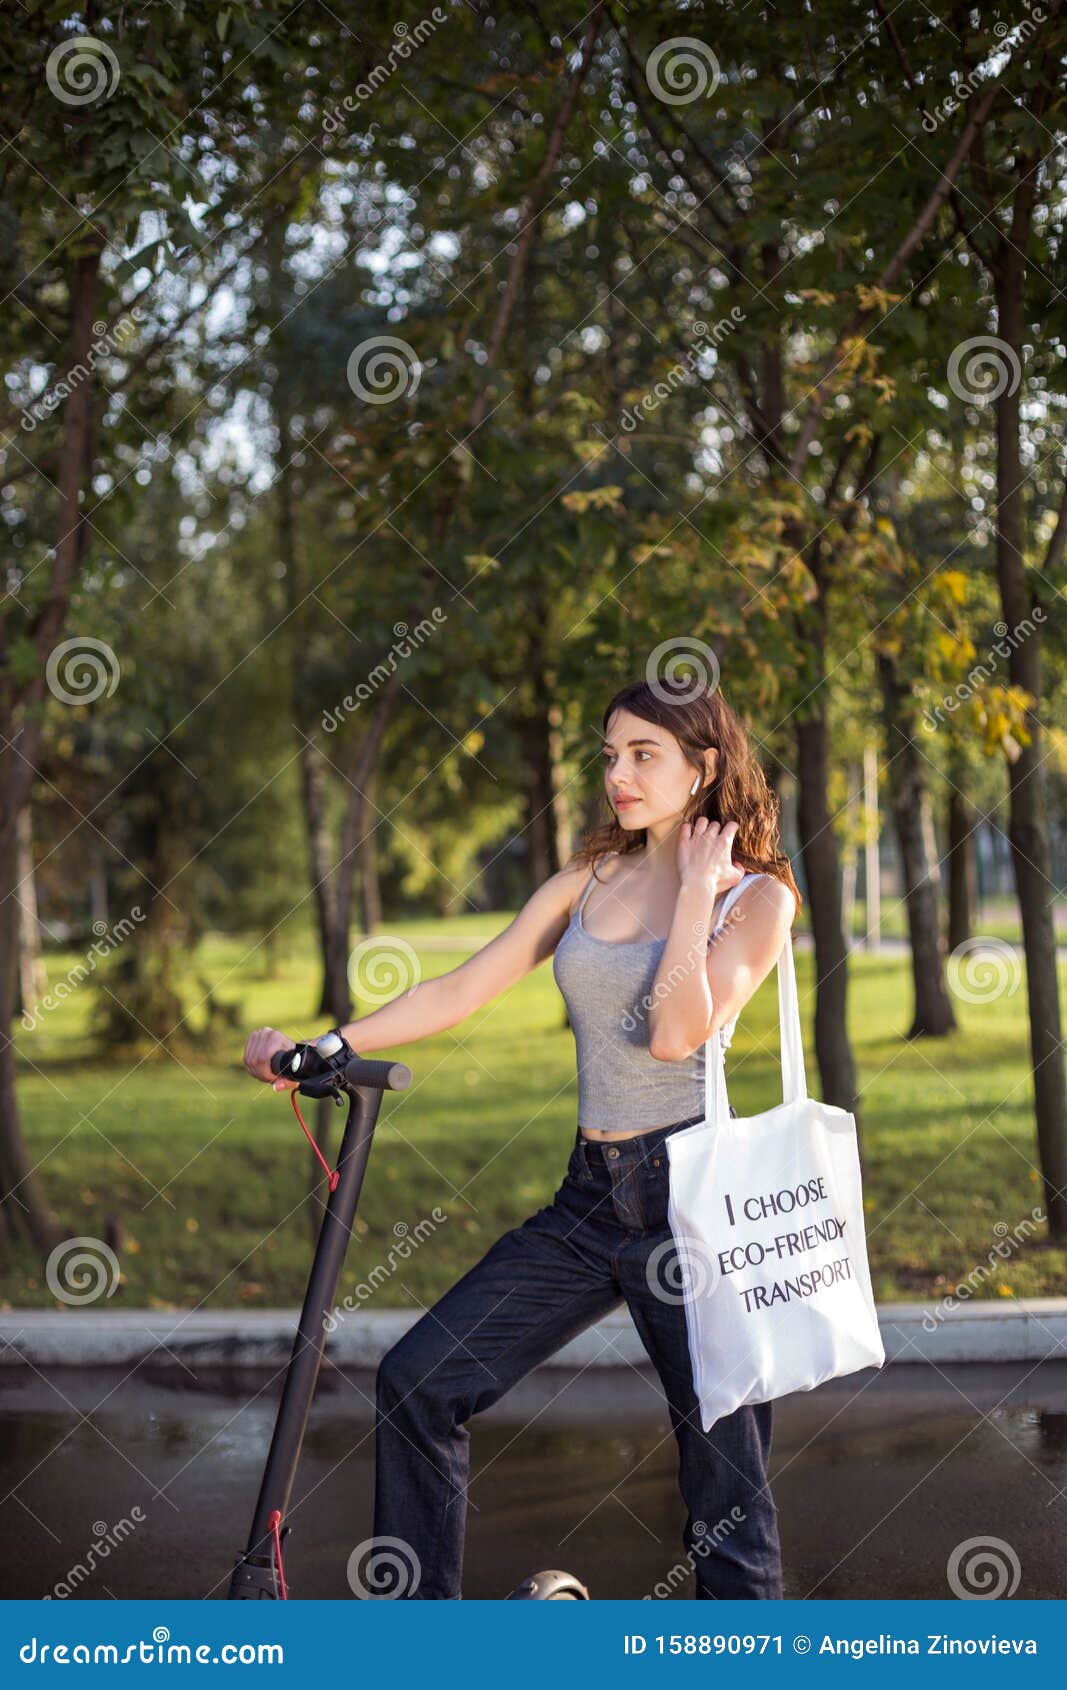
[
  {"x1": 345, "y1": 1055, "x2": 412, "y2": 1092},
  {"x1": 269, "y1": 1046, "x2": 411, "y2": 1093}
]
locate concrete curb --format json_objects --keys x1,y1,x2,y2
[{"x1": 3, "y1": 1299, "x2": 1067, "y2": 1373}]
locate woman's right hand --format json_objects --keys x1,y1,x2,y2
[{"x1": 243, "y1": 1027, "x2": 299, "y2": 1092}]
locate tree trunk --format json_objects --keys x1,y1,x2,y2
[
  {"x1": 862, "y1": 742, "x2": 881, "y2": 952},
  {"x1": 841, "y1": 763, "x2": 860, "y2": 951},
  {"x1": 15, "y1": 805, "x2": 45, "y2": 1019},
  {"x1": 296, "y1": 739, "x2": 343, "y2": 1017},
  {"x1": 88, "y1": 835, "x2": 110, "y2": 928},
  {"x1": 946, "y1": 773, "x2": 977, "y2": 954},
  {"x1": 0, "y1": 238, "x2": 101, "y2": 1258},
  {"x1": 878, "y1": 651, "x2": 956, "y2": 1037},
  {"x1": 0, "y1": 824, "x2": 62, "y2": 1255},
  {"x1": 518, "y1": 629, "x2": 571, "y2": 892},
  {"x1": 359, "y1": 765, "x2": 381, "y2": 933},
  {"x1": 795, "y1": 711, "x2": 860, "y2": 1126},
  {"x1": 993, "y1": 247, "x2": 1067, "y2": 1238}
]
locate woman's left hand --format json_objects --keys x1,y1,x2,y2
[{"x1": 677, "y1": 817, "x2": 745, "y2": 899}]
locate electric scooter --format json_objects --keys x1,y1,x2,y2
[{"x1": 227, "y1": 1029, "x2": 589, "y2": 1600}]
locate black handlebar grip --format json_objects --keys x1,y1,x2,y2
[
  {"x1": 344, "y1": 1056, "x2": 411, "y2": 1092},
  {"x1": 266, "y1": 1046, "x2": 411, "y2": 1092}
]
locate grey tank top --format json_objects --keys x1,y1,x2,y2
[{"x1": 552, "y1": 860, "x2": 767, "y2": 1131}]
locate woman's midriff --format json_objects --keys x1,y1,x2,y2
[{"x1": 579, "y1": 1121, "x2": 683, "y2": 1142}]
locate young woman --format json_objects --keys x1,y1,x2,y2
[{"x1": 243, "y1": 676, "x2": 801, "y2": 1599}]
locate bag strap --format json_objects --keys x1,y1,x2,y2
[{"x1": 703, "y1": 873, "x2": 807, "y2": 1125}]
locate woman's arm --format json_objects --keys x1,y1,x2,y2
[
  {"x1": 649, "y1": 874, "x2": 796, "y2": 1062},
  {"x1": 243, "y1": 862, "x2": 590, "y2": 1085}
]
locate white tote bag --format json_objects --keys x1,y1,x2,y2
[{"x1": 665, "y1": 875, "x2": 885, "y2": 1431}]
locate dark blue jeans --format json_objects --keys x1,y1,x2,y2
[{"x1": 372, "y1": 1111, "x2": 783, "y2": 1599}]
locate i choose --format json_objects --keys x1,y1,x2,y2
[{"x1": 738, "y1": 1175, "x2": 829, "y2": 1222}]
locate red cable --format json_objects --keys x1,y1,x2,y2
[
  {"x1": 289, "y1": 1092, "x2": 340, "y2": 1190},
  {"x1": 268, "y1": 1509, "x2": 288, "y2": 1599}
]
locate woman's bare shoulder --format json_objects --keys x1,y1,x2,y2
[
  {"x1": 738, "y1": 872, "x2": 797, "y2": 931},
  {"x1": 556, "y1": 850, "x2": 630, "y2": 920}
]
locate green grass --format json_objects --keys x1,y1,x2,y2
[{"x1": 3, "y1": 914, "x2": 1064, "y2": 1312}]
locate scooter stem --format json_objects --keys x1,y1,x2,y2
[{"x1": 228, "y1": 1050, "x2": 410, "y2": 1598}]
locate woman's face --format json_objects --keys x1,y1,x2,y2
[{"x1": 601, "y1": 707, "x2": 708, "y2": 831}]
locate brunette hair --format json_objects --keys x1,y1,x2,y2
[{"x1": 566, "y1": 677, "x2": 802, "y2": 915}]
